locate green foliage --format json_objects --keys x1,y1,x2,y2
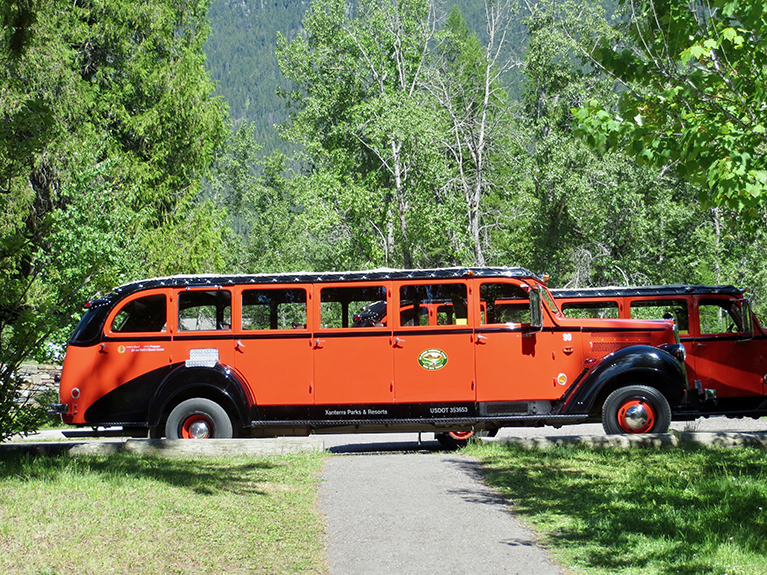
[
  {"x1": 571, "y1": 0, "x2": 767, "y2": 217},
  {"x1": 205, "y1": 0, "x2": 308, "y2": 151},
  {"x1": 274, "y1": 0, "x2": 457, "y2": 268},
  {"x1": 204, "y1": 0, "x2": 523, "y2": 151},
  {"x1": 483, "y1": 0, "x2": 767, "y2": 305},
  {"x1": 221, "y1": 0, "x2": 767, "y2": 313},
  {"x1": 434, "y1": 6, "x2": 518, "y2": 265},
  {"x1": 267, "y1": 0, "x2": 533, "y2": 270},
  {"x1": 0, "y1": 0, "x2": 228, "y2": 440},
  {"x1": 210, "y1": 121, "x2": 347, "y2": 272}
]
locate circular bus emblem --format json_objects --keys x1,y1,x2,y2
[{"x1": 418, "y1": 349, "x2": 448, "y2": 371}]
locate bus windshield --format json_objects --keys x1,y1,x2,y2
[{"x1": 540, "y1": 287, "x2": 561, "y2": 316}]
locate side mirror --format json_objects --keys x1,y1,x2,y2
[{"x1": 528, "y1": 288, "x2": 543, "y2": 333}]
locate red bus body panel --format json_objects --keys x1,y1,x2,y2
[{"x1": 58, "y1": 269, "x2": 687, "y2": 434}]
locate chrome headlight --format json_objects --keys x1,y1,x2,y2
[{"x1": 660, "y1": 343, "x2": 686, "y2": 363}]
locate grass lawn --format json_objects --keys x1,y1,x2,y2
[
  {"x1": 467, "y1": 442, "x2": 767, "y2": 575},
  {"x1": 0, "y1": 451, "x2": 327, "y2": 575}
]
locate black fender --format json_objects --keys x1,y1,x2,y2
[
  {"x1": 559, "y1": 345, "x2": 688, "y2": 416},
  {"x1": 147, "y1": 363, "x2": 253, "y2": 428}
]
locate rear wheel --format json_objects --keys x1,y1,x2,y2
[
  {"x1": 436, "y1": 429, "x2": 497, "y2": 450},
  {"x1": 165, "y1": 398, "x2": 233, "y2": 439},
  {"x1": 602, "y1": 385, "x2": 671, "y2": 435}
]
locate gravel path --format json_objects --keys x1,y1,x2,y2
[{"x1": 319, "y1": 451, "x2": 566, "y2": 575}]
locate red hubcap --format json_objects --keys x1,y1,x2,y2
[
  {"x1": 181, "y1": 415, "x2": 213, "y2": 439},
  {"x1": 449, "y1": 431, "x2": 473, "y2": 440},
  {"x1": 617, "y1": 399, "x2": 655, "y2": 433}
]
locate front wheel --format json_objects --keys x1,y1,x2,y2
[
  {"x1": 165, "y1": 398, "x2": 233, "y2": 439},
  {"x1": 602, "y1": 385, "x2": 671, "y2": 435}
]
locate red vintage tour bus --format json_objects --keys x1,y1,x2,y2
[
  {"x1": 552, "y1": 284, "x2": 767, "y2": 421},
  {"x1": 53, "y1": 267, "x2": 688, "y2": 444}
]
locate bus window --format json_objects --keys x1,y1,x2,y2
[
  {"x1": 699, "y1": 299, "x2": 743, "y2": 334},
  {"x1": 241, "y1": 288, "x2": 307, "y2": 330},
  {"x1": 480, "y1": 283, "x2": 530, "y2": 325},
  {"x1": 400, "y1": 302, "x2": 430, "y2": 326},
  {"x1": 399, "y1": 284, "x2": 468, "y2": 326},
  {"x1": 561, "y1": 301, "x2": 619, "y2": 319},
  {"x1": 320, "y1": 286, "x2": 387, "y2": 329},
  {"x1": 111, "y1": 294, "x2": 167, "y2": 333},
  {"x1": 630, "y1": 299, "x2": 689, "y2": 333},
  {"x1": 178, "y1": 290, "x2": 231, "y2": 331},
  {"x1": 352, "y1": 300, "x2": 387, "y2": 327}
]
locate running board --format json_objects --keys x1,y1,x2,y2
[{"x1": 250, "y1": 414, "x2": 590, "y2": 428}]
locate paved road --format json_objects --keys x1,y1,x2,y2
[{"x1": 319, "y1": 451, "x2": 566, "y2": 575}]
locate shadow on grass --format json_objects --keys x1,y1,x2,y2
[
  {"x1": 473, "y1": 444, "x2": 767, "y2": 574},
  {"x1": 0, "y1": 451, "x2": 287, "y2": 496}
]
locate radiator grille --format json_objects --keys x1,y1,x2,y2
[{"x1": 590, "y1": 333, "x2": 651, "y2": 354}]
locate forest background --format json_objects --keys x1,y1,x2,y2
[{"x1": 1, "y1": 0, "x2": 766, "y2": 437}]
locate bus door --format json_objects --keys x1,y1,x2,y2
[
  {"x1": 173, "y1": 288, "x2": 236, "y2": 372},
  {"x1": 81, "y1": 289, "x2": 172, "y2": 421},
  {"x1": 474, "y1": 281, "x2": 582, "y2": 401},
  {"x1": 312, "y1": 283, "x2": 394, "y2": 405},
  {"x1": 392, "y1": 281, "x2": 475, "y2": 404},
  {"x1": 234, "y1": 286, "x2": 313, "y2": 405},
  {"x1": 690, "y1": 297, "x2": 766, "y2": 397},
  {"x1": 628, "y1": 298, "x2": 697, "y2": 384}
]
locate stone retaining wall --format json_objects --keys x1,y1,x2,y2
[{"x1": 15, "y1": 364, "x2": 62, "y2": 403}]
